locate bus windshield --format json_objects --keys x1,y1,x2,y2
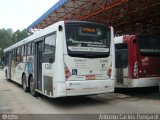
[
  {"x1": 65, "y1": 23, "x2": 110, "y2": 57},
  {"x1": 137, "y1": 35, "x2": 160, "y2": 55}
]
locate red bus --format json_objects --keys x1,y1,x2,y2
[{"x1": 114, "y1": 35, "x2": 160, "y2": 88}]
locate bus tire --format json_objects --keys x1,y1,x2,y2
[
  {"x1": 29, "y1": 76, "x2": 38, "y2": 97},
  {"x1": 22, "y1": 74, "x2": 29, "y2": 92}
]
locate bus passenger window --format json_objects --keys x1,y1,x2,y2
[
  {"x1": 17, "y1": 47, "x2": 21, "y2": 62},
  {"x1": 14, "y1": 49, "x2": 17, "y2": 57},
  {"x1": 27, "y1": 43, "x2": 31, "y2": 56},
  {"x1": 24, "y1": 45, "x2": 27, "y2": 56},
  {"x1": 21, "y1": 46, "x2": 24, "y2": 56},
  {"x1": 31, "y1": 43, "x2": 35, "y2": 55}
]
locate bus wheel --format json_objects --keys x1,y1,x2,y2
[
  {"x1": 22, "y1": 74, "x2": 29, "y2": 92},
  {"x1": 29, "y1": 76, "x2": 38, "y2": 97}
]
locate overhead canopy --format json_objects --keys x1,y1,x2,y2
[{"x1": 27, "y1": 0, "x2": 160, "y2": 35}]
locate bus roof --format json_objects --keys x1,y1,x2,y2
[{"x1": 4, "y1": 21, "x2": 64, "y2": 52}]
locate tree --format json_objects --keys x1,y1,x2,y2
[
  {"x1": 0, "y1": 28, "x2": 13, "y2": 58},
  {"x1": 0, "y1": 28, "x2": 30, "y2": 58},
  {"x1": 13, "y1": 29, "x2": 29, "y2": 43}
]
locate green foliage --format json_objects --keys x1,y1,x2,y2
[
  {"x1": 0, "y1": 28, "x2": 30, "y2": 58},
  {"x1": 13, "y1": 29, "x2": 29, "y2": 43}
]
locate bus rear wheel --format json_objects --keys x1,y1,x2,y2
[
  {"x1": 22, "y1": 74, "x2": 29, "y2": 92},
  {"x1": 29, "y1": 76, "x2": 37, "y2": 97}
]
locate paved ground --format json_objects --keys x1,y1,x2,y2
[{"x1": 0, "y1": 70, "x2": 160, "y2": 120}]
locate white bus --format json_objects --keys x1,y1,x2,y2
[{"x1": 3, "y1": 21, "x2": 115, "y2": 98}]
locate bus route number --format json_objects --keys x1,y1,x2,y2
[{"x1": 45, "y1": 63, "x2": 52, "y2": 70}]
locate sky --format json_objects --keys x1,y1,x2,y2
[{"x1": 0, "y1": 0, "x2": 59, "y2": 31}]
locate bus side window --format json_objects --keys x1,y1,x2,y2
[
  {"x1": 27, "y1": 43, "x2": 31, "y2": 56},
  {"x1": 24, "y1": 45, "x2": 27, "y2": 56},
  {"x1": 22, "y1": 45, "x2": 27, "y2": 61},
  {"x1": 12, "y1": 50, "x2": 14, "y2": 57},
  {"x1": 19, "y1": 46, "x2": 23, "y2": 62},
  {"x1": 13, "y1": 49, "x2": 16, "y2": 61},
  {"x1": 31, "y1": 43, "x2": 35, "y2": 55},
  {"x1": 21, "y1": 46, "x2": 24, "y2": 56},
  {"x1": 15, "y1": 49, "x2": 18, "y2": 62},
  {"x1": 17, "y1": 47, "x2": 20, "y2": 62}
]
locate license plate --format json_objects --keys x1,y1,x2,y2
[{"x1": 86, "y1": 75, "x2": 95, "y2": 80}]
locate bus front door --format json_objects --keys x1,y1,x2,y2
[{"x1": 36, "y1": 41, "x2": 43, "y2": 91}]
